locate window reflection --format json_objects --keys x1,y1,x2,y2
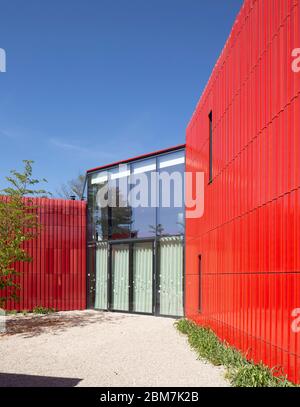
[
  {"x1": 87, "y1": 149, "x2": 185, "y2": 242},
  {"x1": 109, "y1": 167, "x2": 132, "y2": 240},
  {"x1": 130, "y1": 158, "x2": 156, "y2": 238},
  {"x1": 87, "y1": 173, "x2": 109, "y2": 242},
  {"x1": 158, "y1": 150, "x2": 185, "y2": 236}
]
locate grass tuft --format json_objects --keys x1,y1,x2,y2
[
  {"x1": 6, "y1": 310, "x2": 17, "y2": 315},
  {"x1": 32, "y1": 306, "x2": 56, "y2": 315},
  {"x1": 175, "y1": 319, "x2": 295, "y2": 387}
]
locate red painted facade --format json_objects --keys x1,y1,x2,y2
[
  {"x1": 2, "y1": 198, "x2": 87, "y2": 311},
  {"x1": 185, "y1": 0, "x2": 300, "y2": 383}
]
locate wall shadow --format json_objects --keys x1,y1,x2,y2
[
  {"x1": 2, "y1": 311, "x2": 126, "y2": 338},
  {"x1": 0, "y1": 372, "x2": 82, "y2": 387}
]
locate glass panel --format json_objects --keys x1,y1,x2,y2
[
  {"x1": 109, "y1": 167, "x2": 132, "y2": 240},
  {"x1": 88, "y1": 150, "x2": 185, "y2": 241},
  {"x1": 158, "y1": 152, "x2": 185, "y2": 169},
  {"x1": 159, "y1": 236, "x2": 184, "y2": 316},
  {"x1": 158, "y1": 150, "x2": 185, "y2": 236},
  {"x1": 130, "y1": 158, "x2": 156, "y2": 238},
  {"x1": 95, "y1": 242, "x2": 108, "y2": 309},
  {"x1": 87, "y1": 178, "x2": 97, "y2": 242},
  {"x1": 133, "y1": 242, "x2": 153, "y2": 313},
  {"x1": 87, "y1": 244, "x2": 96, "y2": 308},
  {"x1": 87, "y1": 172, "x2": 109, "y2": 242},
  {"x1": 111, "y1": 244, "x2": 129, "y2": 311}
]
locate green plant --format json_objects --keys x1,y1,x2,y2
[
  {"x1": 32, "y1": 306, "x2": 56, "y2": 315},
  {"x1": 227, "y1": 362, "x2": 294, "y2": 387},
  {"x1": 21, "y1": 309, "x2": 28, "y2": 316},
  {"x1": 6, "y1": 309, "x2": 17, "y2": 315},
  {"x1": 0, "y1": 160, "x2": 49, "y2": 306},
  {"x1": 175, "y1": 319, "x2": 296, "y2": 387}
]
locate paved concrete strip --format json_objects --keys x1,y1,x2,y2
[{"x1": 0, "y1": 311, "x2": 229, "y2": 387}]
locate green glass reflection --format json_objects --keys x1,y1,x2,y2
[
  {"x1": 111, "y1": 244, "x2": 129, "y2": 311},
  {"x1": 159, "y1": 236, "x2": 184, "y2": 316},
  {"x1": 133, "y1": 242, "x2": 153, "y2": 313}
]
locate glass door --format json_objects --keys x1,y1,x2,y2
[
  {"x1": 110, "y1": 244, "x2": 130, "y2": 311},
  {"x1": 95, "y1": 242, "x2": 108, "y2": 309},
  {"x1": 132, "y1": 241, "x2": 153, "y2": 314},
  {"x1": 109, "y1": 240, "x2": 154, "y2": 314},
  {"x1": 158, "y1": 236, "x2": 184, "y2": 317}
]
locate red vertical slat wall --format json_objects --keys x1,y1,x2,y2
[
  {"x1": 185, "y1": 0, "x2": 300, "y2": 383},
  {"x1": 1, "y1": 197, "x2": 86, "y2": 311}
]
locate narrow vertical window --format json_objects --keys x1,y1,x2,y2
[
  {"x1": 198, "y1": 254, "x2": 202, "y2": 313},
  {"x1": 209, "y1": 111, "x2": 213, "y2": 183}
]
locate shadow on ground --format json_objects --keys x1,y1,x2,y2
[
  {"x1": 1, "y1": 311, "x2": 125, "y2": 338},
  {"x1": 0, "y1": 372, "x2": 82, "y2": 387}
]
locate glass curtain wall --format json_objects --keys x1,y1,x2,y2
[
  {"x1": 87, "y1": 148, "x2": 185, "y2": 317},
  {"x1": 156, "y1": 151, "x2": 185, "y2": 316}
]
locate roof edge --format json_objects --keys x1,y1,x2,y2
[{"x1": 86, "y1": 144, "x2": 185, "y2": 174}]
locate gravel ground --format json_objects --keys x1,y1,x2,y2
[{"x1": 0, "y1": 310, "x2": 229, "y2": 387}]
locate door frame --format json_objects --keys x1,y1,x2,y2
[
  {"x1": 90, "y1": 235, "x2": 185, "y2": 318},
  {"x1": 108, "y1": 238, "x2": 156, "y2": 316},
  {"x1": 155, "y1": 236, "x2": 185, "y2": 318}
]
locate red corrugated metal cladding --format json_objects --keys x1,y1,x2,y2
[
  {"x1": 1, "y1": 198, "x2": 87, "y2": 311},
  {"x1": 185, "y1": 0, "x2": 300, "y2": 383}
]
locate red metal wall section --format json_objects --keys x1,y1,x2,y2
[
  {"x1": 186, "y1": 0, "x2": 300, "y2": 383},
  {"x1": 2, "y1": 198, "x2": 87, "y2": 311}
]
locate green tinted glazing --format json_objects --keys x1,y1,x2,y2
[
  {"x1": 95, "y1": 243, "x2": 108, "y2": 309},
  {"x1": 159, "y1": 237, "x2": 184, "y2": 316},
  {"x1": 112, "y1": 244, "x2": 129, "y2": 311},
  {"x1": 133, "y1": 242, "x2": 153, "y2": 313}
]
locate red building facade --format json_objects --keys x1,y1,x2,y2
[
  {"x1": 1, "y1": 0, "x2": 299, "y2": 385},
  {"x1": 3, "y1": 198, "x2": 87, "y2": 312},
  {"x1": 185, "y1": 0, "x2": 300, "y2": 383}
]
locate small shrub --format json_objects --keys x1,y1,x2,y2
[
  {"x1": 175, "y1": 319, "x2": 296, "y2": 387},
  {"x1": 33, "y1": 306, "x2": 56, "y2": 315}
]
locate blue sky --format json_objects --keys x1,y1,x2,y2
[{"x1": 0, "y1": 0, "x2": 243, "y2": 195}]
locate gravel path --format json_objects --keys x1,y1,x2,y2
[{"x1": 0, "y1": 311, "x2": 229, "y2": 387}]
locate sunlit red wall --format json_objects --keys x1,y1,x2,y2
[
  {"x1": 185, "y1": 0, "x2": 300, "y2": 383},
  {"x1": 2, "y1": 198, "x2": 87, "y2": 311}
]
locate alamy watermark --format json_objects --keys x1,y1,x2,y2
[
  {"x1": 0, "y1": 48, "x2": 6, "y2": 73},
  {"x1": 292, "y1": 48, "x2": 300, "y2": 73},
  {"x1": 291, "y1": 308, "x2": 300, "y2": 333},
  {"x1": 92, "y1": 164, "x2": 204, "y2": 219}
]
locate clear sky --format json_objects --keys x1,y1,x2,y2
[{"x1": 0, "y1": 0, "x2": 243, "y2": 195}]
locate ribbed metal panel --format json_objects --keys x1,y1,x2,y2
[
  {"x1": 159, "y1": 237, "x2": 184, "y2": 317},
  {"x1": 1, "y1": 197, "x2": 87, "y2": 311},
  {"x1": 95, "y1": 243, "x2": 108, "y2": 310},
  {"x1": 186, "y1": 0, "x2": 300, "y2": 383},
  {"x1": 133, "y1": 242, "x2": 153, "y2": 313}
]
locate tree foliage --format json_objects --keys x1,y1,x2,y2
[{"x1": 0, "y1": 160, "x2": 49, "y2": 306}]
